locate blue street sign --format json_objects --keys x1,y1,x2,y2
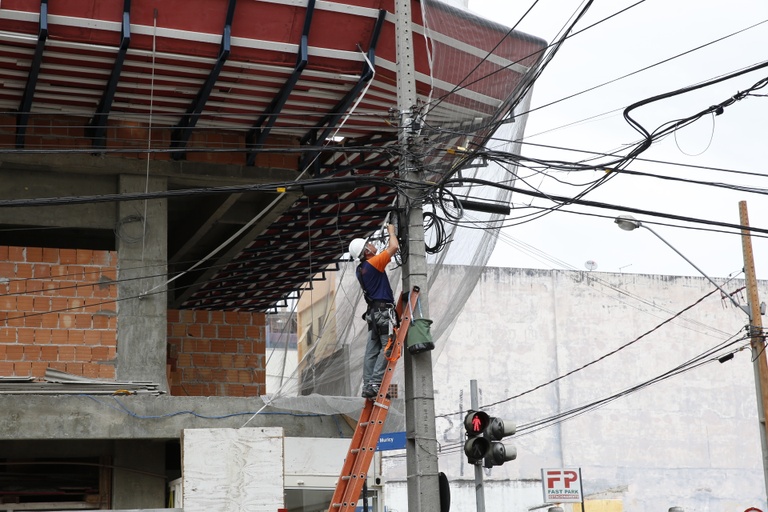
[{"x1": 376, "y1": 431, "x2": 406, "y2": 451}]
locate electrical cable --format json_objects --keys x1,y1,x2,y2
[
  {"x1": 433, "y1": 331, "x2": 750, "y2": 457},
  {"x1": 440, "y1": 177, "x2": 768, "y2": 235},
  {"x1": 514, "y1": 333, "x2": 749, "y2": 436},
  {"x1": 518, "y1": 17, "x2": 768, "y2": 120},
  {"x1": 482, "y1": 287, "x2": 721, "y2": 410},
  {"x1": 516, "y1": 139, "x2": 768, "y2": 183},
  {"x1": 0, "y1": 176, "x2": 397, "y2": 208}
]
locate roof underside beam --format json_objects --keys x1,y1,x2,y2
[
  {"x1": 317, "y1": 151, "x2": 398, "y2": 177},
  {"x1": 188, "y1": 271, "x2": 336, "y2": 308},
  {"x1": 245, "y1": 0, "x2": 316, "y2": 167},
  {"x1": 309, "y1": 132, "x2": 399, "y2": 177},
  {"x1": 222, "y1": 253, "x2": 340, "y2": 274},
  {"x1": 169, "y1": 190, "x2": 301, "y2": 309},
  {"x1": 16, "y1": 0, "x2": 48, "y2": 149},
  {"x1": 87, "y1": 0, "x2": 132, "y2": 151},
  {"x1": 266, "y1": 206, "x2": 395, "y2": 227},
  {"x1": 170, "y1": 0, "x2": 237, "y2": 160},
  {"x1": 298, "y1": 9, "x2": 387, "y2": 174},
  {"x1": 198, "y1": 263, "x2": 337, "y2": 293}
]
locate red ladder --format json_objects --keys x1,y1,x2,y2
[{"x1": 328, "y1": 286, "x2": 421, "y2": 512}]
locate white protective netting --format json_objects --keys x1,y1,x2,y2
[{"x1": 261, "y1": 0, "x2": 547, "y2": 421}]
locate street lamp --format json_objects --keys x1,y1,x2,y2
[
  {"x1": 615, "y1": 216, "x2": 744, "y2": 311},
  {"x1": 614, "y1": 214, "x2": 768, "y2": 502}
]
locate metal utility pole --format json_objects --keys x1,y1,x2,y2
[
  {"x1": 394, "y1": 0, "x2": 440, "y2": 510},
  {"x1": 739, "y1": 200, "x2": 768, "y2": 501}
]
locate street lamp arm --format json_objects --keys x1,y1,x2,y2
[{"x1": 641, "y1": 224, "x2": 745, "y2": 314}]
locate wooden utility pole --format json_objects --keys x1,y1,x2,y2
[
  {"x1": 738, "y1": 200, "x2": 768, "y2": 500},
  {"x1": 394, "y1": 0, "x2": 441, "y2": 510}
]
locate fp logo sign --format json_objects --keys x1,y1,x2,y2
[{"x1": 541, "y1": 468, "x2": 583, "y2": 503}]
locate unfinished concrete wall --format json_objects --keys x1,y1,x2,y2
[
  {"x1": 0, "y1": 245, "x2": 117, "y2": 379},
  {"x1": 115, "y1": 174, "x2": 169, "y2": 390}
]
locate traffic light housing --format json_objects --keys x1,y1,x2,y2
[
  {"x1": 463, "y1": 411, "x2": 517, "y2": 467},
  {"x1": 463, "y1": 411, "x2": 491, "y2": 464},
  {"x1": 484, "y1": 416, "x2": 517, "y2": 467}
]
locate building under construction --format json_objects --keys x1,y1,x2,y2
[{"x1": 0, "y1": 0, "x2": 546, "y2": 509}]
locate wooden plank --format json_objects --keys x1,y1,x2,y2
[{"x1": 182, "y1": 427, "x2": 284, "y2": 512}]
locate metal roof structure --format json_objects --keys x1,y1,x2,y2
[{"x1": 0, "y1": 0, "x2": 546, "y2": 311}]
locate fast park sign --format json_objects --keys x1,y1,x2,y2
[{"x1": 542, "y1": 468, "x2": 583, "y2": 503}]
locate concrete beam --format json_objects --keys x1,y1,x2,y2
[
  {"x1": 0, "y1": 153, "x2": 299, "y2": 187},
  {"x1": 0, "y1": 395, "x2": 392, "y2": 440},
  {"x1": 0, "y1": 169, "x2": 116, "y2": 229}
]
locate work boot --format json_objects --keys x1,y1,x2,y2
[
  {"x1": 362, "y1": 383, "x2": 390, "y2": 400},
  {"x1": 362, "y1": 383, "x2": 379, "y2": 399}
]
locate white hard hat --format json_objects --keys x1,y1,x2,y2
[{"x1": 348, "y1": 238, "x2": 367, "y2": 260}]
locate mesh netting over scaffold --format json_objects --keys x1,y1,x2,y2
[{"x1": 259, "y1": 0, "x2": 548, "y2": 426}]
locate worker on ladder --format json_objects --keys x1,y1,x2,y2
[{"x1": 348, "y1": 223, "x2": 399, "y2": 399}]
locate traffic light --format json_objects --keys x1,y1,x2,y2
[
  {"x1": 463, "y1": 410, "x2": 490, "y2": 464},
  {"x1": 463, "y1": 410, "x2": 517, "y2": 467}
]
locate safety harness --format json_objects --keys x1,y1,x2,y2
[{"x1": 356, "y1": 262, "x2": 398, "y2": 344}]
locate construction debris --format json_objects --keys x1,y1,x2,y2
[{"x1": 0, "y1": 368, "x2": 165, "y2": 395}]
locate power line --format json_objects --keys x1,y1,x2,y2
[
  {"x1": 483, "y1": 287, "x2": 723, "y2": 409},
  {"x1": 440, "y1": 177, "x2": 768, "y2": 235},
  {"x1": 433, "y1": 331, "x2": 750, "y2": 457},
  {"x1": 519, "y1": 17, "x2": 768, "y2": 120},
  {"x1": 518, "y1": 140, "x2": 768, "y2": 182},
  {"x1": 514, "y1": 333, "x2": 749, "y2": 436}
]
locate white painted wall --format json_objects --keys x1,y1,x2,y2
[
  {"x1": 284, "y1": 437, "x2": 380, "y2": 489},
  {"x1": 381, "y1": 267, "x2": 767, "y2": 512}
]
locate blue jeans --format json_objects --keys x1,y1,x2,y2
[{"x1": 363, "y1": 308, "x2": 393, "y2": 386}]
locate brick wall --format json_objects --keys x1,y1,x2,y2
[
  {"x1": 167, "y1": 310, "x2": 266, "y2": 397},
  {"x1": 0, "y1": 246, "x2": 118, "y2": 379},
  {"x1": 0, "y1": 245, "x2": 267, "y2": 396}
]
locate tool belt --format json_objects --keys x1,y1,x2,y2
[
  {"x1": 364, "y1": 300, "x2": 399, "y2": 328},
  {"x1": 369, "y1": 300, "x2": 394, "y2": 310}
]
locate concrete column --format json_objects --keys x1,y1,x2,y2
[
  {"x1": 112, "y1": 440, "x2": 167, "y2": 508},
  {"x1": 115, "y1": 174, "x2": 168, "y2": 390}
]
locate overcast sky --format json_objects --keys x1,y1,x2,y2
[{"x1": 459, "y1": 0, "x2": 768, "y2": 280}]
